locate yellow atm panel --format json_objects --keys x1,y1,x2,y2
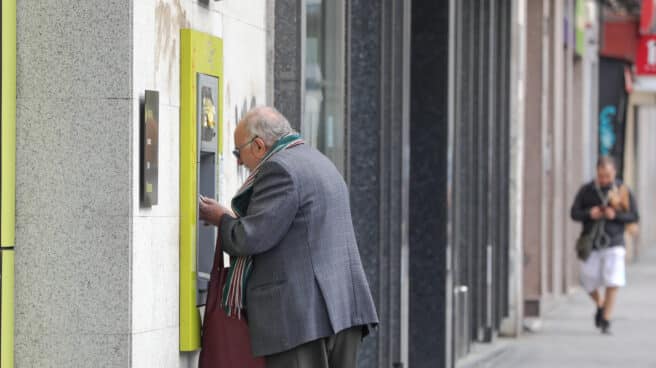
[
  {"x1": 179, "y1": 29, "x2": 223, "y2": 352},
  {"x1": 1, "y1": 0, "x2": 17, "y2": 367}
]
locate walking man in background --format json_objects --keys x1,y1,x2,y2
[
  {"x1": 570, "y1": 156, "x2": 639, "y2": 334},
  {"x1": 199, "y1": 106, "x2": 379, "y2": 367}
]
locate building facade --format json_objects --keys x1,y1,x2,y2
[
  {"x1": 521, "y1": 0, "x2": 600, "y2": 319},
  {"x1": 2, "y1": 1, "x2": 648, "y2": 368},
  {"x1": 273, "y1": 0, "x2": 522, "y2": 366}
]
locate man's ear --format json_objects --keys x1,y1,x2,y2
[{"x1": 255, "y1": 137, "x2": 267, "y2": 153}]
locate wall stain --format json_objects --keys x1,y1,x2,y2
[{"x1": 155, "y1": 0, "x2": 190, "y2": 95}]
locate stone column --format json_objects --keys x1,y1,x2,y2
[
  {"x1": 500, "y1": 0, "x2": 527, "y2": 337},
  {"x1": 14, "y1": 2, "x2": 132, "y2": 366},
  {"x1": 550, "y1": 0, "x2": 566, "y2": 297},
  {"x1": 522, "y1": 0, "x2": 547, "y2": 317},
  {"x1": 637, "y1": 107, "x2": 656, "y2": 251},
  {"x1": 274, "y1": 0, "x2": 304, "y2": 131},
  {"x1": 409, "y1": 0, "x2": 451, "y2": 366}
]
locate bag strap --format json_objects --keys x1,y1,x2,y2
[
  {"x1": 593, "y1": 220, "x2": 611, "y2": 249},
  {"x1": 594, "y1": 182, "x2": 613, "y2": 206},
  {"x1": 212, "y1": 232, "x2": 225, "y2": 274}
]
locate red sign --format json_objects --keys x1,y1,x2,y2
[
  {"x1": 642, "y1": 0, "x2": 656, "y2": 34},
  {"x1": 601, "y1": 20, "x2": 639, "y2": 62},
  {"x1": 636, "y1": 35, "x2": 656, "y2": 74}
]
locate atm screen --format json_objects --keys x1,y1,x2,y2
[{"x1": 196, "y1": 73, "x2": 219, "y2": 306}]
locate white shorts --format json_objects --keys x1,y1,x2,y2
[{"x1": 580, "y1": 246, "x2": 626, "y2": 293}]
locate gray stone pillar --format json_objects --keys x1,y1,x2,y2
[
  {"x1": 14, "y1": 2, "x2": 132, "y2": 366},
  {"x1": 565, "y1": 0, "x2": 583, "y2": 292},
  {"x1": 274, "y1": 0, "x2": 305, "y2": 131},
  {"x1": 522, "y1": 0, "x2": 547, "y2": 317},
  {"x1": 409, "y1": 1, "x2": 451, "y2": 366},
  {"x1": 637, "y1": 107, "x2": 656, "y2": 250},
  {"x1": 500, "y1": 0, "x2": 527, "y2": 337},
  {"x1": 550, "y1": 0, "x2": 566, "y2": 297}
]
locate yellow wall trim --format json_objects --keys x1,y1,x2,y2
[
  {"x1": 1, "y1": 0, "x2": 17, "y2": 367},
  {"x1": 179, "y1": 29, "x2": 223, "y2": 352}
]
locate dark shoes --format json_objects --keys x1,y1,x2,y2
[
  {"x1": 595, "y1": 307, "x2": 604, "y2": 328},
  {"x1": 595, "y1": 307, "x2": 611, "y2": 334},
  {"x1": 600, "y1": 318, "x2": 611, "y2": 334}
]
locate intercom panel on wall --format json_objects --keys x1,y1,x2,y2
[{"x1": 180, "y1": 29, "x2": 223, "y2": 352}]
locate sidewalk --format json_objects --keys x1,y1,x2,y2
[{"x1": 461, "y1": 244, "x2": 656, "y2": 368}]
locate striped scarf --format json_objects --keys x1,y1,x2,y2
[{"x1": 222, "y1": 133, "x2": 304, "y2": 318}]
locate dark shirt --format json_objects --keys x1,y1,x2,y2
[{"x1": 570, "y1": 180, "x2": 639, "y2": 248}]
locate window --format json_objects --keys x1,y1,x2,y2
[{"x1": 304, "y1": 0, "x2": 346, "y2": 173}]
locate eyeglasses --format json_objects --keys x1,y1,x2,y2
[{"x1": 232, "y1": 136, "x2": 258, "y2": 160}]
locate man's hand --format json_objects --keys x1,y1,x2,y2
[
  {"x1": 604, "y1": 206, "x2": 616, "y2": 220},
  {"x1": 590, "y1": 206, "x2": 603, "y2": 220},
  {"x1": 199, "y1": 195, "x2": 234, "y2": 226}
]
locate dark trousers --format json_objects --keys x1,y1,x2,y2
[{"x1": 265, "y1": 326, "x2": 363, "y2": 368}]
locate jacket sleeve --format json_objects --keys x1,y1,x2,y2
[
  {"x1": 570, "y1": 186, "x2": 589, "y2": 222},
  {"x1": 614, "y1": 189, "x2": 639, "y2": 224},
  {"x1": 220, "y1": 161, "x2": 299, "y2": 257}
]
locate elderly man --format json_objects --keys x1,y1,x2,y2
[
  {"x1": 570, "y1": 156, "x2": 639, "y2": 334},
  {"x1": 199, "y1": 106, "x2": 378, "y2": 367}
]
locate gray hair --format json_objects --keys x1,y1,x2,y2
[{"x1": 241, "y1": 106, "x2": 295, "y2": 147}]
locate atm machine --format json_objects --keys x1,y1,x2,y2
[
  {"x1": 0, "y1": 1, "x2": 16, "y2": 367},
  {"x1": 179, "y1": 29, "x2": 223, "y2": 352}
]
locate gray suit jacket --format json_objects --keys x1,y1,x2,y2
[{"x1": 220, "y1": 144, "x2": 379, "y2": 357}]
